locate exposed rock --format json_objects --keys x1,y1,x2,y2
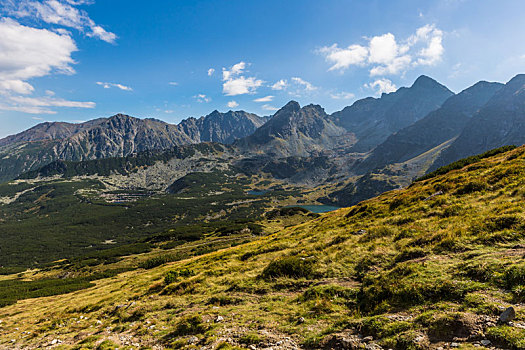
[
  {"x1": 236, "y1": 101, "x2": 349, "y2": 158},
  {"x1": 498, "y1": 306, "x2": 516, "y2": 323},
  {"x1": 187, "y1": 336, "x2": 199, "y2": 344},
  {"x1": 319, "y1": 332, "x2": 366, "y2": 349},
  {"x1": 332, "y1": 75, "x2": 454, "y2": 153},
  {"x1": 356, "y1": 81, "x2": 502, "y2": 173},
  {"x1": 480, "y1": 339, "x2": 491, "y2": 346}
]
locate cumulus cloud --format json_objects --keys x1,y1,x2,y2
[
  {"x1": 291, "y1": 77, "x2": 316, "y2": 91},
  {"x1": 271, "y1": 79, "x2": 287, "y2": 90},
  {"x1": 96, "y1": 82, "x2": 132, "y2": 91},
  {"x1": 207, "y1": 68, "x2": 215, "y2": 76},
  {"x1": 227, "y1": 100, "x2": 238, "y2": 108},
  {"x1": 0, "y1": 80, "x2": 35, "y2": 95},
  {"x1": 319, "y1": 24, "x2": 444, "y2": 76},
  {"x1": 5, "y1": 0, "x2": 117, "y2": 43},
  {"x1": 194, "y1": 94, "x2": 211, "y2": 103},
  {"x1": 222, "y1": 61, "x2": 263, "y2": 96},
  {"x1": 365, "y1": 78, "x2": 397, "y2": 96},
  {"x1": 330, "y1": 91, "x2": 355, "y2": 100},
  {"x1": 0, "y1": 18, "x2": 77, "y2": 82},
  {"x1": 168, "y1": 81, "x2": 178, "y2": 86},
  {"x1": 253, "y1": 95, "x2": 274, "y2": 102},
  {"x1": 318, "y1": 44, "x2": 368, "y2": 71},
  {"x1": 0, "y1": 18, "x2": 94, "y2": 113}
]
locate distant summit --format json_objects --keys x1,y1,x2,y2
[
  {"x1": 235, "y1": 101, "x2": 348, "y2": 157},
  {"x1": 330, "y1": 75, "x2": 454, "y2": 152},
  {"x1": 431, "y1": 74, "x2": 525, "y2": 169}
]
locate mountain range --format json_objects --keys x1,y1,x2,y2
[{"x1": 2, "y1": 74, "x2": 525, "y2": 206}]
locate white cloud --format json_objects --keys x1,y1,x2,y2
[
  {"x1": 318, "y1": 44, "x2": 368, "y2": 71},
  {"x1": 6, "y1": 0, "x2": 117, "y2": 43},
  {"x1": 8, "y1": 95, "x2": 95, "y2": 108},
  {"x1": 168, "y1": 81, "x2": 178, "y2": 86},
  {"x1": 194, "y1": 94, "x2": 211, "y2": 103},
  {"x1": 368, "y1": 33, "x2": 399, "y2": 64},
  {"x1": 222, "y1": 61, "x2": 245, "y2": 81},
  {"x1": 365, "y1": 78, "x2": 397, "y2": 96},
  {"x1": 0, "y1": 95, "x2": 95, "y2": 114},
  {"x1": 254, "y1": 95, "x2": 274, "y2": 102},
  {"x1": 319, "y1": 24, "x2": 444, "y2": 76},
  {"x1": 222, "y1": 61, "x2": 263, "y2": 96},
  {"x1": 223, "y1": 76, "x2": 263, "y2": 96},
  {"x1": 0, "y1": 18, "x2": 77, "y2": 81},
  {"x1": 410, "y1": 25, "x2": 444, "y2": 66},
  {"x1": 291, "y1": 77, "x2": 316, "y2": 91},
  {"x1": 271, "y1": 79, "x2": 288, "y2": 90},
  {"x1": 227, "y1": 100, "x2": 238, "y2": 108},
  {"x1": 330, "y1": 91, "x2": 355, "y2": 100},
  {"x1": 0, "y1": 80, "x2": 35, "y2": 95},
  {"x1": 207, "y1": 68, "x2": 215, "y2": 76},
  {"x1": 0, "y1": 18, "x2": 94, "y2": 114},
  {"x1": 87, "y1": 24, "x2": 116, "y2": 43},
  {"x1": 96, "y1": 81, "x2": 132, "y2": 91},
  {"x1": 262, "y1": 104, "x2": 279, "y2": 111}
]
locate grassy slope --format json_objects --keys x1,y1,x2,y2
[{"x1": 2, "y1": 147, "x2": 525, "y2": 349}]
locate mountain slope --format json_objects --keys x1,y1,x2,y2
[
  {"x1": 235, "y1": 101, "x2": 349, "y2": 157},
  {"x1": 356, "y1": 81, "x2": 503, "y2": 173},
  {"x1": 0, "y1": 111, "x2": 266, "y2": 182},
  {"x1": 0, "y1": 114, "x2": 195, "y2": 182},
  {"x1": 431, "y1": 74, "x2": 525, "y2": 170},
  {"x1": 179, "y1": 110, "x2": 268, "y2": 144},
  {"x1": 331, "y1": 75, "x2": 454, "y2": 152},
  {"x1": 1, "y1": 146, "x2": 525, "y2": 349}
]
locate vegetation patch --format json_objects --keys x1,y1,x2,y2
[{"x1": 260, "y1": 256, "x2": 317, "y2": 280}]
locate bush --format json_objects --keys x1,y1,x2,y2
[
  {"x1": 394, "y1": 247, "x2": 427, "y2": 263},
  {"x1": 484, "y1": 215, "x2": 521, "y2": 232},
  {"x1": 164, "y1": 315, "x2": 207, "y2": 341},
  {"x1": 164, "y1": 268, "x2": 194, "y2": 285},
  {"x1": 503, "y1": 264, "x2": 525, "y2": 289},
  {"x1": 454, "y1": 181, "x2": 487, "y2": 195},
  {"x1": 139, "y1": 255, "x2": 173, "y2": 269},
  {"x1": 239, "y1": 333, "x2": 263, "y2": 345},
  {"x1": 260, "y1": 256, "x2": 315, "y2": 280}
]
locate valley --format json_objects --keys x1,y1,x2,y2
[{"x1": 1, "y1": 74, "x2": 525, "y2": 349}]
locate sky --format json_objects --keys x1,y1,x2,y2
[{"x1": 0, "y1": 0, "x2": 525, "y2": 138}]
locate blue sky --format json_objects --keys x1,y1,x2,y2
[{"x1": 0, "y1": 0, "x2": 524, "y2": 138}]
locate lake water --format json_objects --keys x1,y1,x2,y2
[
  {"x1": 247, "y1": 190, "x2": 268, "y2": 196},
  {"x1": 287, "y1": 205, "x2": 341, "y2": 213}
]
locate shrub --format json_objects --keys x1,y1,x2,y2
[
  {"x1": 168, "y1": 315, "x2": 207, "y2": 337},
  {"x1": 394, "y1": 247, "x2": 427, "y2": 263},
  {"x1": 503, "y1": 264, "x2": 525, "y2": 289},
  {"x1": 486, "y1": 326, "x2": 525, "y2": 349},
  {"x1": 260, "y1": 256, "x2": 315, "y2": 280},
  {"x1": 454, "y1": 181, "x2": 487, "y2": 195},
  {"x1": 164, "y1": 268, "x2": 194, "y2": 285},
  {"x1": 484, "y1": 215, "x2": 521, "y2": 232},
  {"x1": 139, "y1": 255, "x2": 173, "y2": 269},
  {"x1": 239, "y1": 333, "x2": 263, "y2": 345}
]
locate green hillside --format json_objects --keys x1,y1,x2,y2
[{"x1": 1, "y1": 146, "x2": 525, "y2": 349}]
